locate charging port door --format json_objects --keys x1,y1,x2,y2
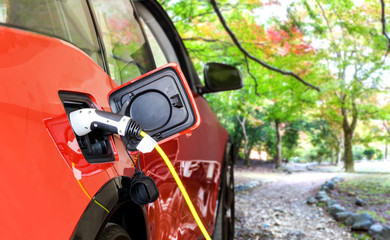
[{"x1": 109, "y1": 63, "x2": 200, "y2": 151}]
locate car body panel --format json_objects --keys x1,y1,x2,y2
[
  {"x1": 0, "y1": 26, "x2": 116, "y2": 239},
  {"x1": 0, "y1": 23, "x2": 229, "y2": 239}
]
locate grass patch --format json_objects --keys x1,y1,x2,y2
[
  {"x1": 335, "y1": 174, "x2": 390, "y2": 224},
  {"x1": 337, "y1": 175, "x2": 390, "y2": 204},
  {"x1": 352, "y1": 232, "x2": 371, "y2": 240},
  {"x1": 356, "y1": 210, "x2": 387, "y2": 223}
]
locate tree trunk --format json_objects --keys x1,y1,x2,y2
[
  {"x1": 330, "y1": 152, "x2": 335, "y2": 165},
  {"x1": 245, "y1": 144, "x2": 254, "y2": 167},
  {"x1": 232, "y1": 124, "x2": 243, "y2": 164},
  {"x1": 384, "y1": 122, "x2": 389, "y2": 161},
  {"x1": 236, "y1": 116, "x2": 248, "y2": 165},
  {"x1": 336, "y1": 148, "x2": 341, "y2": 166},
  {"x1": 336, "y1": 138, "x2": 343, "y2": 165},
  {"x1": 341, "y1": 102, "x2": 357, "y2": 173},
  {"x1": 343, "y1": 130, "x2": 355, "y2": 172},
  {"x1": 275, "y1": 119, "x2": 282, "y2": 169}
]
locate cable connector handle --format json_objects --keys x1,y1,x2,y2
[{"x1": 69, "y1": 108, "x2": 141, "y2": 137}]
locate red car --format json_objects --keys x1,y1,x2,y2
[{"x1": 0, "y1": 0, "x2": 242, "y2": 239}]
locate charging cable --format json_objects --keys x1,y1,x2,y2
[{"x1": 138, "y1": 131, "x2": 212, "y2": 240}]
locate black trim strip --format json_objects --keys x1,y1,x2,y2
[{"x1": 86, "y1": 0, "x2": 110, "y2": 74}]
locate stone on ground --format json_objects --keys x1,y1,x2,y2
[
  {"x1": 351, "y1": 213, "x2": 374, "y2": 231},
  {"x1": 334, "y1": 211, "x2": 354, "y2": 222},
  {"x1": 328, "y1": 204, "x2": 346, "y2": 217},
  {"x1": 355, "y1": 197, "x2": 367, "y2": 206}
]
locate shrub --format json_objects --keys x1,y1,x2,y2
[
  {"x1": 353, "y1": 145, "x2": 365, "y2": 160},
  {"x1": 375, "y1": 149, "x2": 384, "y2": 160},
  {"x1": 363, "y1": 147, "x2": 375, "y2": 160}
]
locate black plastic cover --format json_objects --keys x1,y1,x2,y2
[{"x1": 109, "y1": 65, "x2": 196, "y2": 151}]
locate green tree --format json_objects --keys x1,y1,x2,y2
[
  {"x1": 294, "y1": 0, "x2": 390, "y2": 172},
  {"x1": 160, "y1": 0, "x2": 390, "y2": 171},
  {"x1": 160, "y1": 0, "x2": 321, "y2": 168}
]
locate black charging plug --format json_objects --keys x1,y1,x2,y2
[{"x1": 130, "y1": 171, "x2": 159, "y2": 206}]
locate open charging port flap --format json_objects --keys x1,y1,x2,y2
[{"x1": 108, "y1": 63, "x2": 200, "y2": 151}]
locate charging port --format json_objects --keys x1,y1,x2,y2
[{"x1": 59, "y1": 92, "x2": 115, "y2": 164}]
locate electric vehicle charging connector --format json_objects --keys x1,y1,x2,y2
[{"x1": 69, "y1": 108, "x2": 142, "y2": 138}]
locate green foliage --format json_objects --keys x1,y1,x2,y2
[
  {"x1": 297, "y1": 147, "x2": 324, "y2": 163},
  {"x1": 353, "y1": 145, "x2": 365, "y2": 160},
  {"x1": 355, "y1": 146, "x2": 385, "y2": 160},
  {"x1": 160, "y1": 0, "x2": 390, "y2": 165},
  {"x1": 363, "y1": 147, "x2": 375, "y2": 160},
  {"x1": 291, "y1": 0, "x2": 390, "y2": 170},
  {"x1": 299, "y1": 119, "x2": 341, "y2": 163},
  {"x1": 282, "y1": 121, "x2": 301, "y2": 160},
  {"x1": 376, "y1": 149, "x2": 384, "y2": 160}
]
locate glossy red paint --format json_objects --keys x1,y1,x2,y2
[
  {"x1": 0, "y1": 26, "x2": 116, "y2": 239},
  {"x1": 140, "y1": 94, "x2": 228, "y2": 239},
  {"x1": 0, "y1": 25, "x2": 228, "y2": 239},
  {"x1": 175, "y1": 95, "x2": 228, "y2": 238}
]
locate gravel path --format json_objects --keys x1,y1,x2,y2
[{"x1": 234, "y1": 164, "x2": 355, "y2": 240}]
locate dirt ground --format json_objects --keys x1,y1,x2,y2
[{"x1": 234, "y1": 160, "x2": 355, "y2": 240}]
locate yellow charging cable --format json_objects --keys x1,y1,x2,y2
[
  {"x1": 72, "y1": 163, "x2": 109, "y2": 213},
  {"x1": 140, "y1": 131, "x2": 212, "y2": 240},
  {"x1": 71, "y1": 130, "x2": 211, "y2": 239}
]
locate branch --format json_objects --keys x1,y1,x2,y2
[
  {"x1": 380, "y1": 0, "x2": 390, "y2": 60},
  {"x1": 244, "y1": 56, "x2": 260, "y2": 97},
  {"x1": 209, "y1": 0, "x2": 321, "y2": 92},
  {"x1": 350, "y1": 102, "x2": 358, "y2": 132},
  {"x1": 236, "y1": 116, "x2": 247, "y2": 136},
  {"x1": 384, "y1": 47, "x2": 390, "y2": 62},
  {"x1": 315, "y1": 0, "x2": 342, "y2": 60},
  {"x1": 182, "y1": 37, "x2": 232, "y2": 45},
  {"x1": 329, "y1": 128, "x2": 341, "y2": 145},
  {"x1": 334, "y1": 91, "x2": 344, "y2": 103},
  {"x1": 185, "y1": 47, "x2": 222, "y2": 59},
  {"x1": 183, "y1": 37, "x2": 277, "y2": 47},
  {"x1": 341, "y1": 106, "x2": 350, "y2": 132}
]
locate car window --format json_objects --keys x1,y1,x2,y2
[
  {"x1": 89, "y1": 0, "x2": 155, "y2": 86},
  {"x1": 134, "y1": 1, "x2": 202, "y2": 92},
  {"x1": 134, "y1": 2, "x2": 180, "y2": 67},
  {"x1": 0, "y1": 0, "x2": 104, "y2": 68},
  {"x1": 140, "y1": 18, "x2": 168, "y2": 68}
]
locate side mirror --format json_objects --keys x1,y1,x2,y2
[
  {"x1": 202, "y1": 62, "x2": 243, "y2": 94},
  {"x1": 109, "y1": 63, "x2": 200, "y2": 150}
]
